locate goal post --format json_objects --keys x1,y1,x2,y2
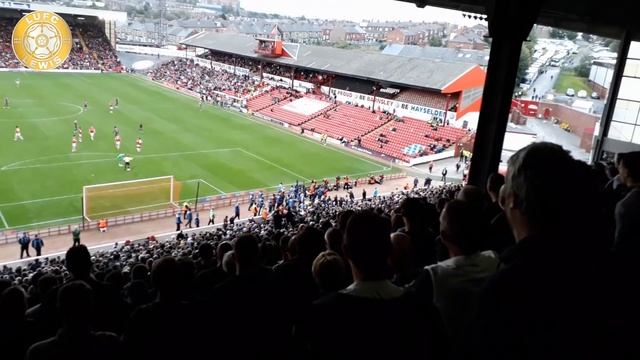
[{"x1": 82, "y1": 176, "x2": 182, "y2": 221}]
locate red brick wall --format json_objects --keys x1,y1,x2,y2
[{"x1": 536, "y1": 101, "x2": 598, "y2": 151}]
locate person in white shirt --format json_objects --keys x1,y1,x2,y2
[
  {"x1": 14, "y1": 126, "x2": 23, "y2": 141},
  {"x1": 423, "y1": 199, "x2": 498, "y2": 359}
]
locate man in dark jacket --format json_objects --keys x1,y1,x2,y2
[
  {"x1": 473, "y1": 142, "x2": 610, "y2": 360},
  {"x1": 19, "y1": 232, "x2": 31, "y2": 258}
]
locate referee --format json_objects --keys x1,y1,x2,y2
[{"x1": 123, "y1": 154, "x2": 133, "y2": 171}]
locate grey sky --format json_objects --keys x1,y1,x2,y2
[{"x1": 239, "y1": 0, "x2": 485, "y2": 26}]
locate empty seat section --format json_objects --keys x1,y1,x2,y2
[
  {"x1": 361, "y1": 117, "x2": 467, "y2": 162},
  {"x1": 302, "y1": 105, "x2": 385, "y2": 141}
]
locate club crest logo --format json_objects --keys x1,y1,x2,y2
[{"x1": 12, "y1": 11, "x2": 72, "y2": 71}]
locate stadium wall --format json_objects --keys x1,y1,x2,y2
[
  {"x1": 442, "y1": 65, "x2": 486, "y2": 120},
  {"x1": 320, "y1": 87, "x2": 456, "y2": 121}
]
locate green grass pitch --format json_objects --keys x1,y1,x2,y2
[{"x1": 0, "y1": 72, "x2": 394, "y2": 230}]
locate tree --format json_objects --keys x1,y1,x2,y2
[
  {"x1": 428, "y1": 37, "x2": 443, "y2": 47},
  {"x1": 575, "y1": 55, "x2": 594, "y2": 78},
  {"x1": 517, "y1": 45, "x2": 532, "y2": 85}
]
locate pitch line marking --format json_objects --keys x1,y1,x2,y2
[
  {"x1": 135, "y1": 74, "x2": 390, "y2": 173},
  {"x1": 198, "y1": 178, "x2": 226, "y2": 195},
  {"x1": 236, "y1": 148, "x2": 311, "y2": 182},
  {"x1": 0, "y1": 210, "x2": 9, "y2": 228},
  {"x1": 1, "y1": 148, "x2": 239, "y2": 171},
  {"x1": 0, "y1": 102, "x2": 83, "y2": 122}
]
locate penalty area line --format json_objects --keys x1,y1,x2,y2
[{"x1": 198, "y1": 179, "x2": 226, "y2": 195}]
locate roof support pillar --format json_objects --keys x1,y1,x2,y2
[{"x1": 468, "y1": 0, "x2": 541, "y2": 187}]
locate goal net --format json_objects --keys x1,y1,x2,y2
[{"x1": 83, "y1": 176, "x2": 181, "y2": 221}]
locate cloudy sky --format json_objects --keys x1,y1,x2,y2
[{"x1": 239, "y1": 0, "x2": 484, "y2": 26}]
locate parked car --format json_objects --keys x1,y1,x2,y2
[
  {"x1": 566, "y1": 88, "x2": 575, "y2": 96},
  {"x1": 591, "y1": 91, "x2": 600, "y2": 99},
  {"x1": 577, "y1": 90, "x2": 588, "y2": 98}
]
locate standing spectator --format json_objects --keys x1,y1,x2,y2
[
  {"x1": 26, "y1": 281, "x2": 122, "y2": 360},
  {"x1": 614, "y1": 151, "x2": 640, "y2": 253},
  {"x1": 441, "y1": 168, "x2": 448, "y2": 183},
  {"x1": 32, "y1": 234, "x2": 44, "y2": 257},
  {"x1": 175, "y1": 212, "x2": 182, "y2": 232},
  {"x1": 312, "y1": 250, "x2": 348, "y2": 296},
  {"x1": 429, "y1": 161, "x2": 434, "y2": 174},
  {"x1": 413, "y1": 177, "x2": 419, "y2": 189},
  {"x1": 207, "y1": 207, "x2": 215, "y2": 225},
  {"x1": 194, "y1": 212, "x2": 200, "y2": 228},
  {"x1": 474, "y1": 142, "x2": 609, "y2": 360},
  {"x1": 72, "y1": 226, "x2": 81, "y2": 246},
  {"x1": 298, "y1": 211, "x2": 448, "y2": 359},
  {"x1": 0, "y1": 286, "x2": 29, "y2": 359},
  {"x1": 123, "y1": 257, "x2": 196, "y2": 360},
  {"x1": 396, "y1": 198, "x2": 439, "y2": 267},
  {"x1": 184, "y1": 209, "x2": 193, "y2": 228},
  {"x1": 234, "y1": 203, "x2": 240, "y2": 220},
  {"x1": 455, "y1": 162, "x2": 461, "y2": 173},
  {"x1": 362, "y1": 188, "x2": 367, "y2": 200},
  {"x1": 424, "y1": 176, "x2": 432, "y2": 188},
  {"x1": 421, "y1": 200, "x2": 498, "y2": 359},
  {"x1": 485, "y1": 173, "x2": 505, "y2": 220},
  {"x1": 19, "y1": 232, "x2": 31, "y2": 259}
]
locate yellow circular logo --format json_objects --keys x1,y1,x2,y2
[{"x1": 11, "y1": 11, "x2": 72, "y2": 71}]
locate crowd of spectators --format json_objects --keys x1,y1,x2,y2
[
  {"x1": 199, "y1": 51, "x2": 325, "y2": 83},
  {"x1": 1, "y1": 143, "x2": 639, "y2": 359},
  {"x1": 149, "y1": 58, "x2": 266, "y2": 99},
  {"x1": 0, "y1": 18, "x2": 120, "y2": 71}
]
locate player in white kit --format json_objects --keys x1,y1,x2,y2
[
  {"x1": 115, "y1": 134, "x2": 121, "y2": 150},
  {"x1": 89, "y1": 126, "x2": 96, "y2": 141},
  {"x1": 14, "y1": 126, "x2": 23, "y2": 141},
  {"x1": 71, "y1": 136, "x2": 78, "y2": 152}
]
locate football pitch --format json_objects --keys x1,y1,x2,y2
[{"x1": 0, "y1": 72, "x2": 395, "y2": 230}]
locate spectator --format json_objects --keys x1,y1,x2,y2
[
  {"x1": 614, "y1": 151, "x2": 640, "y2": 253},
  {"x1": 26, "y1": 281, "x2": 122, "y2": 360},
  {"x1": 421, "y1": 200, "x2": 498, "y2": 359},
  {"x1": 396, "y1": 197, "x2": 439, "y2": 266},
  {"x1": 485, "y1": 173, "x2": 505, "y2": 221},
  {"x1": 473, "y1": 142, "x2": 609, "y2": 360},
  {"x1": 389, "y1": 232, "x2": 420, "y2": 286},
  {"x1": 210, "y1": 234, "x2": 282, "y2": 358},
  {"x1": 298, "y1": 211, "x2": 448, "y2": 359},
  {"x1": 0, "y1": 286, "x2": 29, "y2": 359},
  {"x1": 123, "y1": 257, "x2": 195, "y2": 360},
  {"x1": 311, "y1": 250, "x2": 348, "y2": 295}
]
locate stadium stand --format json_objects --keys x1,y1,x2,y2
[
  {"x1": 395, "y1": 88, "x2": 451, "y2": 109},
  {"x1": 246, "y1": 88, "x2": 292, "y2": 112},
  {"x1": 302, "y1": 104, "x2": 386, "y2": 141},
  {"x1": 149, "y1": 58, "x2": 265, "y2": 99},
  {"x1": 257, "y1": 95, "x2": 333, "y2": 126},
  {"x1": 0, "y1": 18, "x2": 121, "y2": 71},
  {"x1": 0, "y1": 144, "x2": 637, "y2": 359},
  {"x1": 361, "y1": 117, "x2": 467, "y2": 161}
]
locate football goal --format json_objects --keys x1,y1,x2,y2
[{"x1": 83, "y1": 176, "x2": 181, "y2": 221}]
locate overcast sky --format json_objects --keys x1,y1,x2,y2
[{"x1": 239, "y1": 0, "x2": 484, "y2": 26}]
